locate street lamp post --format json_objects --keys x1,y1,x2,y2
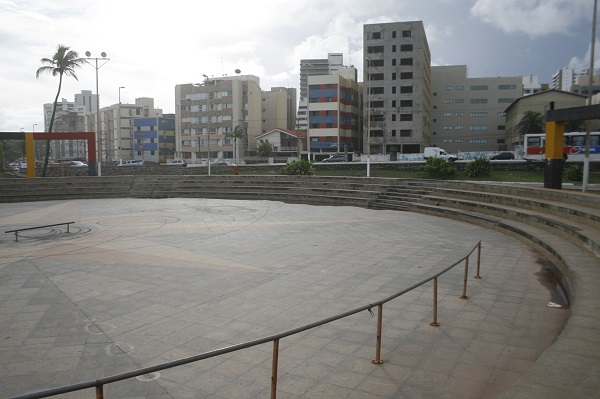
[
  {"x1": 83, "y1": 51, "x2": 109, "y2": 176},
  {"x1": 117, "y1": 86, "x2": 125, "y2": 163},
  {"x1": 366, "y1": 57, "x2": 371, "y2": 177},
  {"x1": 203, "y1": 74, "x2": 212, "y2": 176}
]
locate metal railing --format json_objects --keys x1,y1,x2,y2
[
  {"x1": 5, "y1": 222, "x2": 74, "y2": 242},
  {"x1": 8, "y1": 241, "x2": 482, "y2": 399}
]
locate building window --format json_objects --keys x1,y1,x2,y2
[
  {"x1": 392, "y1": 31, "x2": 397, "y2": 38},
  {"x1": 400, "y1": 100, "x2": 413, "y2": 107},
  {"x1": 400, "y1": 44, "x2": 413, "y2": 52},
  {"x1": 469, "y1": 125, "x2": 488, "y2": 130},
  {"x1": 469, "y1": 139, "x2": 488, "y2": 144},
  {"x1": 392, "y1": 72, "x2": 397, "y2": 80},
  {"x1": 400, "y1": 58, "x2": 413, "y2": 66},
  {"x1": 497, "y1": 111, "x2": 506, "y2": 117},
  {"x1": 370, "y1": 87, "x2": 384, "y2": 94},
  {"x1": 392, "y1": 44, "x2": 396, "y2": 52},
  {"x1": 498, "y1": 84, "x2": 517, "y2": 90},
  {"x1": 498, "y1": 98, "x2": 514, "y2": 103},
  {"x1": 469, "y1": 112, "x2": 488, "y2": 117},
  {"x1": 392, "y1": 58, "x2": 396, "y2": 66},
  {"x1": 470, "y1": 99, "x2": 488, "y2": 104},
  {"x1": 400, "y1": 72, "x2": 413, "y2": 79},
  {"x1": 402, "y1": 30, "x2": 411, "y2": 37},
  {"x1": 370, "y1": 73, "x2": 384, "y2": 81},
  {"x1": 372, "y1": 32, "x2": 381, "y2": 39},
  {"x1": 391, "y1": 114, "x2": 396, "y2": 121},
  {"x1": 392, "y1": 86, "x2": 396, "y2": 94},
  {"x1": 370, "y1": 100, "x2": 384, "y2": 108},
  {"x1": 392, "y1": 129, "x2": 396, "y2": 136},
  {"x1": 400, "y1": 86, "x2": 413, "y2": 93},
  {"x1": 400, "y1": 129, "x2": 412, "y2": 137},
  {"x1": 498, "y1": 125, "x2": 505, "y2": 130},
  {"x1": 400, "y1": 114, "x2": 412, "y2": 121},
  {"x1": 367, "y1": 45, "x2": 384, "y2": 53},
  {"x1": 392, "y1": 100, "x2": 396, "y2": 107},
  {"x1": 470, "y1": 85, "x2": 488, "y2": 90},
  {"x1": 371, "y1": 59, "x2": 384, "y2": 67}
]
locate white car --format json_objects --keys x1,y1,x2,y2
[
  {"x1": 118, "y1": 160, "x2": 144, "y2": 166},
  {"x1": 69, "y1": 161, "x2": 88, "y2": 167},
  {"x1": 164, "y1": 159, "x2": 187, "y2": 166}
]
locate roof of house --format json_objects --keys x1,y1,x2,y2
[{"x1": 255, "y1": 128, "x2": 307, "y2": 140}]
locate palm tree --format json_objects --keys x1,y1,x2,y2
[
  {"x1": 36, "y1": 45, "x2": 84, "y2": 176},
  {"x1": 257, "y1": 141, "x2": 273, "y2": 157},
  {"x1": 226, "y1": 124, "x2": 246, "y2": 162},
  {"x1": 517, "y1": 110, "x2": 545, "y2": 142}
]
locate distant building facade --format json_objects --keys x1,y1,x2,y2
[
  {"x1": 296, "y1": 53, "x2": 344, "y2": 131},
  {"x1": 307, "y1": 67, "x2": 362, "y2": 155},
  {"x1": 430, "y1": 65, "x2": 522, "y2": 152},
  {"x1": 504, "y1": 90, "x2": 586, "y2": 148},
  {"x1": 133, "y1": 115, "x2": 176, "y2": 164},
  {"x1": 175, "y1": 75, "x2": 262, "y2": 163},
  {"x1": 363, "y1": 21, "x2": 431, "y2": 156},
  {"x1": 261, "y1": 87, "x2": 297, "y2": 134}
]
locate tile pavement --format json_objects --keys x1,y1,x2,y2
[{"x1": 0, "y1": 198, "x2": 569, "y2": 398}]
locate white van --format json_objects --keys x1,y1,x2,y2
[
  {"x1": 118, "y1": 160, "x2": 144, "y2": 166},
  {"x1": 423, "y1": 147, "x2": 458, "y2": 162}
]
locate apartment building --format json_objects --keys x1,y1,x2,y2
[
  {"x1": 175, "y1": 75, "x2": 262, "y2": 163},
  {"x1": 363, "y1": 21, "x2": 431, "y2": 156},
  {"x1": 93, "y1": 97, "x2": 162, "y2": 164},
  {"x1": 307, "y1": 67, "x2": 362, "y2": 155},
  {"x1": 43, "y1": 90, "x2": 96, "y2": 160},
  {"x1": 297, "y1": 53, "x2": 344, "y2": 131},
  {"x1": 133, "y1": 115, "x2": 176, "y2": 164},
  {"x1": 261, "y1": 87, "x2": 297, "y2": 134},
  {"x1": 430, "y1": 65, "x2": 522, "y2": 152}
]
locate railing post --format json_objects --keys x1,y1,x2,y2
[
  {"x1": 474, "y1": 241, "x2": 482, "y2": 279},
  {"x1": 372, "y1": 304, "x2": 384, "y2": 364},
  {"x1": 271, "y1": 339, "x2": 279, "y2": 399},
  {"x1": 461, "y1": 256, "x2": 469, "y2": 299},
  {"x1": 431, "y1": 277, "x2": 440, "y2": 327},
  {"x1": 95, "y1": 385, "x2": 104, "y2": 399}
]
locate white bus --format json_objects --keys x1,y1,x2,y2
[{"x1": 523, "y1": 132, "x2": 600, "y2": 161}]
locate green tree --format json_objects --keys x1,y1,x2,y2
[
  {"x1": 517, "y1": 111, "x2": 545, "y2": 140},
  {"x1": 565, "y1": 119, "x2": 585, "y2": 132},
  {"x1": 226, "y1": 125, "x2": 246, "y2": 162},
  {"x1": 36, "y1": 44, "x2": 84, "y2": 176},
  {"x1": 257, "y1": 141, "x2": 273, "y2": 157}
]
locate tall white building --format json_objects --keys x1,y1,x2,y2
[{"x1": 363, "y1": 21, "x2": 431, "y2": 156}]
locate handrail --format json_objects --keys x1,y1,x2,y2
[{"x1": 7, "y1": 241, "x2": 482, "y2": 399}]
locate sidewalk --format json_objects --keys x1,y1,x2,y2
[{"x1": 0, "y1": 198, "x2": 569, "y2": 398}]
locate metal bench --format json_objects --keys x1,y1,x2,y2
[{"x1": 5, "y1": 222, "x2": 75, "y2": 242}]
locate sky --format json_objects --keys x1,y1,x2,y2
[{"x1": 0, "y1": 0, "x2": 597, "y2": 132}]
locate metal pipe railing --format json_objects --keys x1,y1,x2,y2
[{"x1": 8, "y1": 241, "x2": 482, "y2": 399}]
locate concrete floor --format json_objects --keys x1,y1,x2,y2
[{"x1": 0, "y1": 198, "x2": 569, "y2": 398}]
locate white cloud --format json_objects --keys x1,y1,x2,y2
[{"x1": 470, "y1": 0, "x2": 590, "y2": 37}]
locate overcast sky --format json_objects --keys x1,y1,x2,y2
[{"x1": 0, "y1": 0, "x2": 597, "y2": 132}]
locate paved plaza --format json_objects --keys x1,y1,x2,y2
[{"x1": 0, "y1": 198, "x2": 569, "y2": 398}]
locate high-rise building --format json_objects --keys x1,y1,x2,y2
[
  {"x1": 43, "y1": 90, "x2": 97, "y2": 161},
  {"x1": 307, "y1": 67, "x2": 362, "y2": 156},
  {"x1": 297, "y1": 53, "x2": 343, "y2": 131},
  {"x1": 430, "y1": 65, "x2": 522, "y2": 152},
  {"x1": 363, "y1": 21, "x2": 431, "y2": 156},
  {"x1": 175, "y1": 75, "x2": 262, "y2": 163}
]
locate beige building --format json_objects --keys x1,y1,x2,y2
[
  {"x1": 363, "y1": 21, "x2": 431, "y2": 156},
  {"x1": 175, "y1": 75, "x2": 262, "y2": 163},
  {"x1": 505, "y1": 89, "x2": 586, "y2": 148},
  {"x1": 261, "y1": 87, "x2": 297, "y2": 134},
  {"x1": 431, "y1": 65, "x2": 522, "y2": 152}
]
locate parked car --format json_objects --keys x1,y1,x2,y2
[
  {"x1": 322, "y1": 154, "x2": 347, "y2": 162},
  {"x1": 211, "y1": 159, "x2": 228, "y2": 166},
  {"x1": 490, "y1": 152, "x2": 515, "y2": 160},
  {"x1": 164, "y1": 159, "x2": 187, "y2": 166},
  {"x1": 423, "y1": 147, "x2": 458, "y2": 162},
  {"x1": 69, "y1": 161, "x2": 88, "y2": 167}
]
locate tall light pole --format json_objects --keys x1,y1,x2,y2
[
  {"x1": 366, "y1": 57, "x2": 371, "y2": 177},
  {"x1": 583, "y1": 0, "x2": 598, "y2": 192},
  {"x1": 203, "y1": 74, "x2": 212, "y2": 176},
  {"x1": 83, "y1": 51, "x2": 109, "y2": 176}
]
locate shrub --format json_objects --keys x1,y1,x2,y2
[
  {"x1": 565, "y1": 164, "x2": 583, "y2": 181},
  {"x1": 421, "y1": 157, "x2": 456, "y2": 179},
  {"x1": 283, "y1": 159, "x2": 314, "y2": 175},
  {"x1": 464, "y1": 157, "x2": 491, "y2": 178}
]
